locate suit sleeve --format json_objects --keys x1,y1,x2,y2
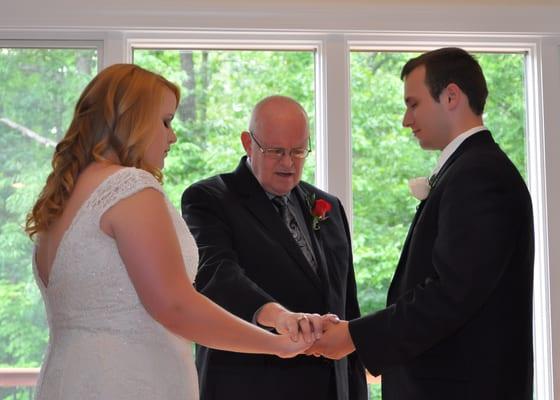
[
  {"x1": 181, "y1": 182, "x2": 276, "y2": 322},
  {"x1": 348, "y1": 156, "x2": 528, "y2": 375}
]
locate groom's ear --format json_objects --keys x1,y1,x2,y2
[
  {"x1": 443, "y1": 83, "x2": 461, "y2": 111},
  {"x1": 241, "y1": 131, "x2": 252, "y2": 156}
]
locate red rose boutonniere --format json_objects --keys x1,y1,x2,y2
[{"x1": 306, "y1": 194, "x2": 332, "y2": 231}]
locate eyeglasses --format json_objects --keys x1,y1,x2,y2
[{"x1": 249, "y1": 131, "x2": 312, "y2": 160}]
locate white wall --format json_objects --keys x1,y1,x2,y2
[
  {"x1": 2, "y1": 0, "x2": 560, "y2": 32},
  {"x1": 2, "y1": 0, "x2": 559, "y2": 398}
]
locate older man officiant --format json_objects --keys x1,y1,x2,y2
[{"x1": 181, "y1": 95, "x2": 367, "y2": 400}]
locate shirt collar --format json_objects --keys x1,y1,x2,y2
[{"x1": 432, "y1": 126, "x2": 487, "y2": 176}]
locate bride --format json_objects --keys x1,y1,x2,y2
[{"x1": 25, "y1": 64, "x2": 315, "y2": 399}]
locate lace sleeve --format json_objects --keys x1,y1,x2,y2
[{"x1": 86, "y1": 167, "x2": 164, "y2": 221}]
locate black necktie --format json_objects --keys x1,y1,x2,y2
[{"x1": 272, "y1": 196, "x2": 317, "y2": 271}]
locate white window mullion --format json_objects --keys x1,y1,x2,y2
[
  {"x1": 318, "y1": 34, "x2": 352, "y2": 225},
  {"x1": 102, "y1": 31, "x2": 128, "y2": 66},
  {"x1": 531, "y1": 37, "x2": 560, "y2": 400}
]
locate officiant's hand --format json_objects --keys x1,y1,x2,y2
[
  {"x1": 305, "y1": 320, "x2": 355, "y2": 360},
  {"x1": 275, "y1": 311, "x2": 340, "y2": 344},
  {"x1": 256, "y1": 302, "x2": 339, "y2": 344}
]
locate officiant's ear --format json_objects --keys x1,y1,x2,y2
[{"x1": 241, "y1": 131, "x2": 252, "y2": 156}]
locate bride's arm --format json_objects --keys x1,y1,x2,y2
[{"x1": 101, "y1": 187, "x2": 310, "y2": 358}]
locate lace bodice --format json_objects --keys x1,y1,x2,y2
[{"x1": 32, "y1": 167, "x2": 199, "y2": 399}]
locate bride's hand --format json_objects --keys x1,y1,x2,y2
[{"x1": 274, "y1": 333, "x2": 314, "y2": 359}]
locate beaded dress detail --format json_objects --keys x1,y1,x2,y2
[{"x1": 32, "y1": 167, "x2": 199, "y2": 400}]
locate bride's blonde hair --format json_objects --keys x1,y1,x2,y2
[{"x1": 25, "y1": 64, "x2": 180, "y2": 238}]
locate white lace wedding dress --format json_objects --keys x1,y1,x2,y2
[{"x1": 32, "y1": 167, "x2": 199, "y2": 400}]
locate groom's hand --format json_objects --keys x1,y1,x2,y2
[{"x1": 306, "y1": 320, "x2": 355, "y2": 360}]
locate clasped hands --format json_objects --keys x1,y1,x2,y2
[{"x1": 259, "y1": 303, "x2": 355, "y2": 360}]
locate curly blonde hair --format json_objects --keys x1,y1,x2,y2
[{"x1": 25, "y1": 63, "x2": 180, "y2": 238}]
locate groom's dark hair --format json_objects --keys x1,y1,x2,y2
[{"x1": 401, "y1": 47, "x2": 488, "y2": 116}]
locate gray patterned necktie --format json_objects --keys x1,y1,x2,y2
[{"x1": 272, "y1": 196, "x2": 317, "y2": 271}]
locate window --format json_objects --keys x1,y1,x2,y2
[
  {"x1": 350, "y1": 50, "x2": 527, "y2": 399},
  {"x1": 0, "y1": 32, "x2": 554, "y2": 400},
  {"x1": 0, "y1": 44, "x2": 98, "y2": 398},
  {"x1": 350, "y1": 50, "x2": 527, "y2": 314}
]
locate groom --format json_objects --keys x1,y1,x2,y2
[
  {"x1": 182, "y1": 96, "x2": 367, "y2": 400},
  {"x1": 311, "y1": 47, "x2": 534, "y2": 399}
]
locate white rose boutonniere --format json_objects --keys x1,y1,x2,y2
[{"x1": 408, "y1": 177, "x2": 431, "y2": 201}]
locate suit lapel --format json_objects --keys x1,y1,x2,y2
[
  {"x1": 387, "y1": 131, "x2": 494, "y2": 301},
  {"x1": 225, "y1": 158, "x2": 323, "y2": 291}
]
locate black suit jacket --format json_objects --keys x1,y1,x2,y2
[
  {"x1": 182, "y1": 157, "x2": 367, "y2": 400},
  {"x1": 349, "y1": 131, "x2": 534, "y2": 399}
]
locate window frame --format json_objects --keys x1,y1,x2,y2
[{"x1": 0, "y1": 38, "x2": 102, "y2": 390}]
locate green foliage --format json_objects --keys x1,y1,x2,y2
[
  {"x1": 0, "y1": 48, "x2": 98, "y2": 368},
  {"x1": 0, "y1": 281, "x2": 47, "y2": 367},
  {"x1": 478, "y1": 53, "x2": 527, "y2": 176},
  {"x1": 0, "y1": 387, "x2": 34, "y2": 400},
  {"x1": 369, "y1": 383, "x2": 381, "y2": 400}
]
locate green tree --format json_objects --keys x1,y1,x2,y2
[{"x1": 0, "y1": 48, "x2": 98, "y2": 371}]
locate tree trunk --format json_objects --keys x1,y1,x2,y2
[
  {"x1": 199, "y1": 51, "x2": 209, "y2": 133},
  {"x1": 76, "y1": 52, "x2": 93, "y2": 76},
  {"x1": 180, "y1": 52, "x2": 196, "y2": 126}
]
